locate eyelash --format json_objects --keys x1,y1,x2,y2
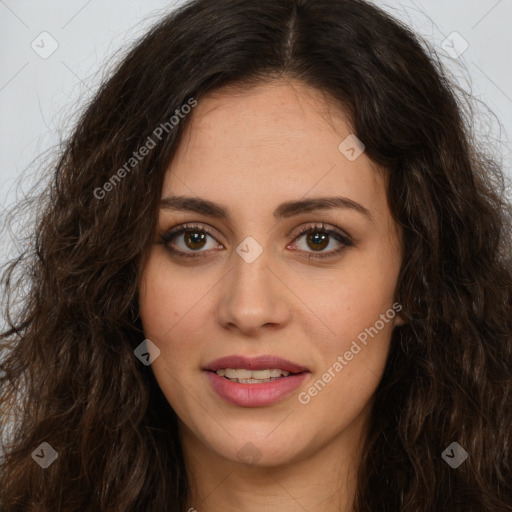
[{"x1": 159, "y1": 222, "x2": 354, "y2": 261}]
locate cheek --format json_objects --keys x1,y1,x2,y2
[
  {"x1": 294, "y1": 271, "x2": 399, "y2": 425},
  {"x1": 290, "y1": 250, "x2": 400, "y2": 381},
  {"x1": 138, "y1": 255, "x2": 200, "y2": 380},
  {"x1": 138, "y1": 255, "x2": 206, "y2": 411},
  {"x1": 139, "y1": 253, "x2": 203, "y2": 338},
  {"x1": 292, "y1": 261, "x2": 399, "y2": 341}
]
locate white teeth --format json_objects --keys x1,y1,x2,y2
[
  {"x1": 215, "y1": 368, "x2": 291, "y2": 380},
  {"x1": 251, "y1": 369, "x2": 271, "y2": 379},
  {"x1": 225, "y1": 368, "x2": 252, "y2": 379}
]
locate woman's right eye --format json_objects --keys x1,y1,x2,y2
[{"x1": 160, "y1": 224, "x2": 223, "y2": 259}]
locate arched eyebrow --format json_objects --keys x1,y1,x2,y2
[{"x1": 159, "y1": 195, "x2": 373, "y2": 221}]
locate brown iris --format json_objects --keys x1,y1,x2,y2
[
  {"x1": 184, "y1": 230, "x2": 207, "y2": 250},
  {"x1": 306, "y1": 232, "x2": 329, "y2": 251}
]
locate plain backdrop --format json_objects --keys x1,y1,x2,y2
[{"x1": 0, "y1": 0, "x2": 511, "y2": 274}]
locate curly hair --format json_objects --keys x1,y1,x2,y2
[{"x1": 1, "y1": 0, "x2": 511, "y2": 510}]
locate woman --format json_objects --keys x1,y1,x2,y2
[{"x1": 1, "y1": 0, "x2": 511, "y2": 510}]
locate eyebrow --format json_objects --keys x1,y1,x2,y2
[{"x1": 160, "y1": 195, "x2": 373, "y2": 220}]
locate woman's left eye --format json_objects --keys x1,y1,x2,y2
[
  {"x1": 159, "y1": 222, "x2": 353, "y2": 260},
  {"x1": 290, "y1": 224, "x2": 353, "y2": 259}
]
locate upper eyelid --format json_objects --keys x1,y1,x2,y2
[{"x1": 161, "y1": 223, "x2": 220, "y2": 243}]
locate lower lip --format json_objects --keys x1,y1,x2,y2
[{"x1": 205, "y1": 371, "x2": 309, "y2": 407}]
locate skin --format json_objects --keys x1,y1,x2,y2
[{"x1": 139, "y1": 78, "x2": 403, "y2": 512}]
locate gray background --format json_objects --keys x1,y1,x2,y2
[{"x1": 0, "y1": 0, "x2": 511, "y2": 257}]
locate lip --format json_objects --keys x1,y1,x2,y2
[
  {"x1": 204, "y1": 354, "x2": 309, "y2": 374},
  {"x1": 204, "y1": 354, "x2": 310, "y2": 407},
  {"x1": 205, "y1": 370, "x2": 309, "y2": 407}
]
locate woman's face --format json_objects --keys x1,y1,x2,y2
[{"x1": 139, "y1": 79, "x2": 402, "y2": 468}]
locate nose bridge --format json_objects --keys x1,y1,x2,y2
[
  {"x1": 217, "y1": 234, "x2": 288, "y2": 332},
  {"x1": 230, "y1": 235, "x2": 274, "y2": 303}
]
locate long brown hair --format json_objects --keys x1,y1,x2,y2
[{"x1": 1, "y1": 0, "x2": 511, "y2": 510}]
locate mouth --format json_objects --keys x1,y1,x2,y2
[
  {"x1": 203, "y1": 354, "x2": 311, "y2": 407},
  {"x1": 203, "y1": 355, "x2": 310, "y2": 407}
]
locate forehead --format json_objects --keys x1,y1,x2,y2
[{"x1": 162, "y1": 79, "x2": 386, "y2": 222}]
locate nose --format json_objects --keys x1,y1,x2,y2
[{"x1": 216, "y1": 242, "x2": 291, "y2": 335}]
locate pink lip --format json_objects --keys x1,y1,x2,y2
[
  {"x1": 204, "y1": 354, "x2": 310, "y2": 407},
  {"x1": 204, "y1": 354, "x2": 309, "y2": 374},
  {"x1": 205, "y1": 371, "x2": 309, "y2": 407}
]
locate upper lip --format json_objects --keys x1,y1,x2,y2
[{"x1": 205, "y1": 355, "x2": 309, "y2": 374}]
